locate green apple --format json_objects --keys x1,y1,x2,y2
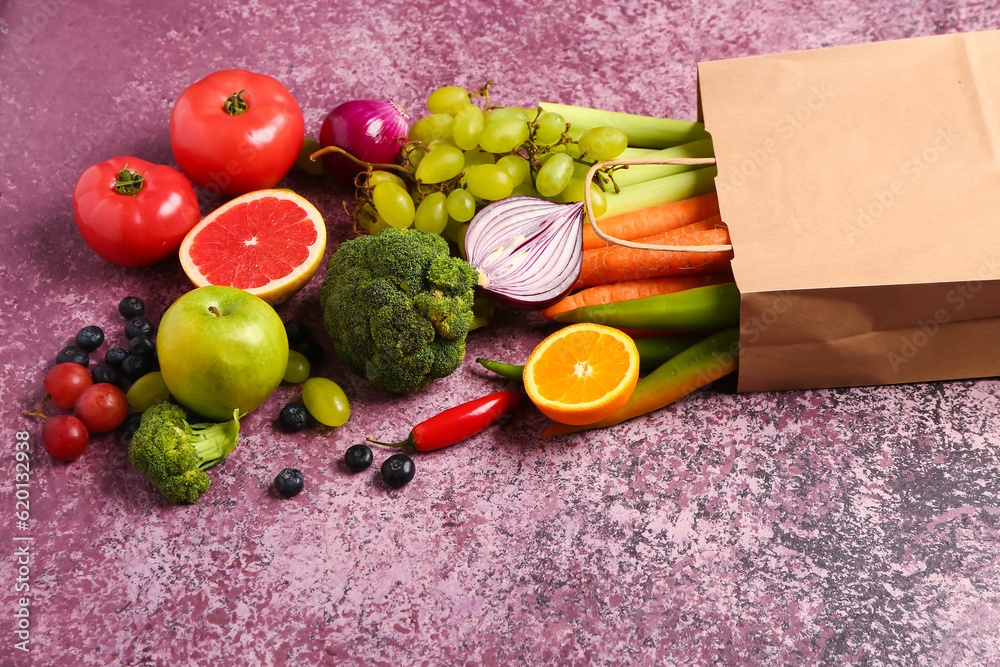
[{"x1": 157, "y1": 286, "x2": 288, "y2": 421}]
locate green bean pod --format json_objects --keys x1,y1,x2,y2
[{"x1": 551, "y1": 282, "x2": 740, "y2": 331}]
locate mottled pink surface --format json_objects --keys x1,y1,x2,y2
[{"x1": 3, "y1": 1, "x2": 1000, "y2": 665}]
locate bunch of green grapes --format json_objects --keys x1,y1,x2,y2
[{"x1": 352, "y1": 83, "x2": 628, "y2": 248}]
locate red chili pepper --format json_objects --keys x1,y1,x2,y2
[{"x1": 367, "y1": 390, "x2": 524, "y2": 451}]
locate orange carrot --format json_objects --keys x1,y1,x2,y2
[
  {"x1": 573, "y1": 226, "x2": 733, "y2": 289},
  {"x1": 582, "y1": 192, "x2": 721, "y2": 250},
  {"x1": 541, "y1": 273, "x2": 733, "y2": 319}
]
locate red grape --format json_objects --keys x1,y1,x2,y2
[
  {"x1": 42, "y1": 415, "x2": 89, "y2": 460},
  {"x1": 73, "y1": 383, "x2": 128, "y2": 433},
  {"x1": 43, "y1": 363, "x2": 94, "y2": 409}
]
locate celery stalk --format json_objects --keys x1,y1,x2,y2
[
  {"x1": 601, "y1": 138, "x2": 716, "y2": 191},
  {"x1": 539, "y1": 102, "x2": 710, "y2": 149},
  {"x1": 599, "y1": 166, "x2": 718, "y2": 219}
]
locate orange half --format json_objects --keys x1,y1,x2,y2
[
  {"x1": 179, "y1": 189, "x2": 326, "y2": 305},
  {"x1": 524, "y1": 323, "x2": 640, "y2": 425}
]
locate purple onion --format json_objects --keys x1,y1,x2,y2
[
  {"x1": 465, "y1": 196, "x2": 584, "y2": 310},
  {"x1": 318, "y1": 100, "x2": 410, "y2": 183}
]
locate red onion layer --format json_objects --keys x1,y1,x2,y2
[
  {"x1": 318, "y1": 100, "x2": 409, "y2": 182},
  {"x1": 465, "y1": 196, "x2": 584, "y2": 310}
]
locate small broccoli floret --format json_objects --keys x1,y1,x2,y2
[
  {"x1": 320, "y1": 228, "x2": 480, "y2": 393},
  {"x1": 127, "y1": 403, "x2": 241, "y2": 504}
]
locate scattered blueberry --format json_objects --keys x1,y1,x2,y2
[
  {"x1": 381, "y1": 453, "x2": 415, "y2": 488},
  {"x1": 120, "y1": 353, "x2": 155, "y2": 382},
  {"x1": 125, "y1": 316, "x2": 154, "y2": 340},
  {"x1": 91, "y1": 364, "x2": 123, "y2": 388},
  {"x1": 104, "y1": 346, "x2": 128, "y2": 368},
  {"x1": 56, "y1": 345, "x2": 89, "y2": 367},
  {"x1": 278, "y1": 402, "x2": 309, "y2": 432},
  {"x1": 344, "y1": 444, "x2": 374, "y2": 472},
  {"x1": 283, "y1": 320, "x2": 309, "y2": 347},
  {"x1": 118, "y1": 296, "x2": 145, "y2": 319},
  {"x1": 128, "y1": 334, "x2": 156, "y2": 358},
  {"x1": 274, "y1": 468, "x2": 305, "y2": 498},
  {"x1": 294, "y1": 339, "x2": 324, "y2": 367},
  {"x1": 75, "y1": 325, "x2": 105, "y2": 353}
]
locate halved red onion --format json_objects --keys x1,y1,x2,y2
[{"x1": 465, "y1": 196, "x2": 584, "y2": 310}]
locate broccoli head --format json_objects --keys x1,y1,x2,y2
[
  {"x1": 319, "y1": 227, "x2": 480, "y2": 393},
  {"x1": 127, "y1": 403, "x2": 241, "y2": 504}
]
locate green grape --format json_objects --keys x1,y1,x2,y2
[
  {"x1": 414, "y1": 145, "x2": 465, "y2": 183},
  {"x1": 478, "y1": 116, "x2": 530, "y2": 153},
  {"x1": 126, "y1": 371, "x2": 170, "y2": 413},
  {"x1": 511, "y1": 182, "x2": 541, "y2": 198},
  {"x1": 301, "y1": 377, "x2": 350, "y2": 427},
  {"x1": 427, "y1": 86, "x2": 470, "y2": 115},
  {"x1": 296, "y1": 137, "x2": 325, "y2": 176},
  {"x1": 453, "y1": 104, "x2": 485, "y2": 150},
  {"x1": 535, "y1": 152, "x2": 574, "y2": 197},
  {"x1": 283, "y1": 350, "x2": 311, "y2": 384},
  {"x1": 497, "y1": 154, "x2": 529, "y2": 185},
  {"x1": 578, "y1": 126, "x2": 629, "y2": 162},
  {"x1": 561, "y1": 178, "x2": 608, "y2": 217},
  {"x1": 446, "y1": 188, "x2": 476, "y2": 222},
  {"x1": 372, "y1": 181, "x2": 415, "y2": 228},
  {"x1": 414, "y1": 192, "x2": 449, "y2": 234},
  {"x1": 409, "y1": 113, "x2": 454, "y2": 145},
  {"x1": 367, "y1": 170, "x2": 407, "y2": 189},
  {"x1": 484, "y1": 107, "x2": 530, "y2": 124},
  {"x1": 464, "y1": 163, "x2": 514, "y2": 200},
  {"x1": 408, "y1": 147, "x2": 427, "y2": 169},
  {"x1": 463, "y1": 148, "x2": 495, "y2": 167},
  {"x1": 534, "y1": 111, "x2": 566, "y2": 145},
  {"x1": 357, "y1": 203, "x2": 390, "y2": 235}
]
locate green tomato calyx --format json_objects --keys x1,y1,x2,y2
[{"x1": 114, "y1": 167, "x2": 144, "y2": 196}]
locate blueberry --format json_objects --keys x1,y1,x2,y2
[
  {"x1": 92, "y1": 364, "x2": 123, "y2": 388},
  {"x1": 128, "y1": 334, "x2": 156, "y2": 358},
  {"x1": 104, "y1": 346, "x2": 128, "y2": 368},
  {"x1": 294, "y1": 339, "x2": 324, "y2": 367},
  {"x1": 120, "y1": 353, "x2": 155, "y2": 382},
  {"x1": 75, "y1": 325, "x2": 105, "y2": 353},
  {"x1": 283, "y1": 320, "x2": 309, "y2": 347},
  {"x1": 125, "y1": 316, "x2": 154, "y2": 340},
  {"x1": 56, "y1": 345, "x2": 89, "y2": 367},
  {"x1": 381, "y1": 453, "x2": 415, "y2": 488},
  {"x1": 274, "y1": 468, "x2": 305, "y2": 498},
  {"x1": 120, "y1": 411, "x2": 143, "y2": 445},
  {"x1": 118, "y1": 296, "x2": 145, "y2": 319},
  {"x1": 344, "y1": 444, "x2": 374, "y2": 472},
  {"x1": 278, "y1": 402, "x2": 309, "y2": 432}
]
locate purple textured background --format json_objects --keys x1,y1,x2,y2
[{"x1": 3, "y1": 1, "x2": 1000, "y2": 665}]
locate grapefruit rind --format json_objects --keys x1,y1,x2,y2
[{"x1": 179, "y1": 189, "x2": 327, "y2": 305}]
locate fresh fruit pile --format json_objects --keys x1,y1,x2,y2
[{"x1": 342, "y1": 83, "x2": 628, "y2": 246}]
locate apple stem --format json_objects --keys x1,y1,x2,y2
[{"x1": 209, "y1": 306, "x2": 222, "y2": 317}]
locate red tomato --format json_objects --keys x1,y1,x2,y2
[
  {"x1": 169, "y1": 69, "x2": 305, "y2": 196},
  {"x1": 73, "y1": 383, "x2": 128, "y2": 433},
  {"x1": 73, "y1": 157, "x2": 200, "y2": 267}
]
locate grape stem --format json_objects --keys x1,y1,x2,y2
[
  {"x1": 583, "y1": 157, "x2": 732, "y2": 253},
  {"x1": 309, "y1": 145, "x2": 411, "y2": 176}
]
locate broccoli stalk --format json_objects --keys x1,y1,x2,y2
[{"x1": 128, "y1": 403, "x2": 241, "y2": 504}]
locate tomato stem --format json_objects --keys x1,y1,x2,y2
[
  {"x1": 223, "y1": 89, "x2": 249, "y2": 115},
  {"x1": 113, "y1": 167, "x2": 144, "y2": 196}
]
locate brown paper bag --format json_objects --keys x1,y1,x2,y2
[{"x1": 697, "y1": 30, "x2": 1000, "y2": 392}]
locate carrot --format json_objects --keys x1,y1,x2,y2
[
  {"x1": 582, "y1": 192, "x2": 721, "y2": 250},
  {"x1": 573, "y1": 226, "x2": 733, "y2": 289},
  {"x1": 541, "y1": 273, "x2": 733, "y2": 319}
]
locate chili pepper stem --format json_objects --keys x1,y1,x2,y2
[{"x1": 365, "y1": 434, "x2": 416, "y2": 449}]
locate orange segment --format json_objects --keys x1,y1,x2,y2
[
  {"x1": 523, "y1": 323, "x2": 640, "y2": 425},
  {"x1": 179, "y1": 189, "x2": 326, "y2": 305}
]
